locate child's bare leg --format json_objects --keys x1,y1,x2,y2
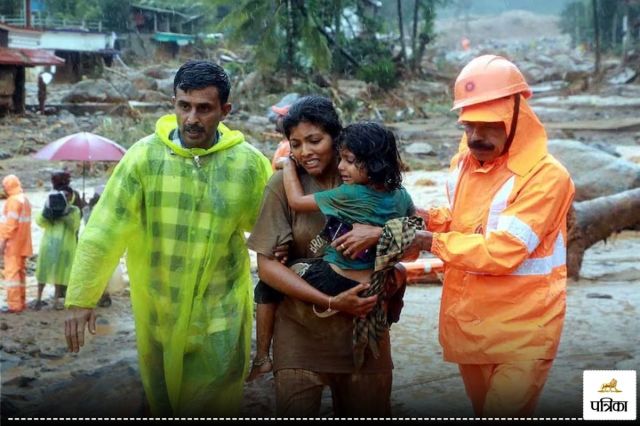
[
  {"x1": 386, "y1": 263, "x2": 408, "y2": 325},
  {"x1": 246, "y1": 302, "x2": 276, "y2": 382},
  {"x1": 390, "y1": 263, "x2": 407, "y2": 296}
]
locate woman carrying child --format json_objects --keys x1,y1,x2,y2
[{"x1": 247, "y1": 96, "x2": 416, "y2": 416}]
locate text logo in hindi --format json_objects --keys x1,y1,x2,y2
[{"x1": 583, "y1": 370, "x2": 636, "y2": 420}]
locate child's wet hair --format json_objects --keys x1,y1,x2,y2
[{"x1": 336, "y1": 122, "x2": 404, "y2": 191}]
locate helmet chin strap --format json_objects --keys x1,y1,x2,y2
[{"x1": 503, "y1": 93, "x2": 521, "y2": 154}]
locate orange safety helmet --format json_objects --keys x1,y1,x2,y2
[{"x1": 452, "y1": 55, "x2": 532, "y2": 110}]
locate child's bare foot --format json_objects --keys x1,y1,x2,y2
[{"x1": 245, "y1": 356, "x2": 272, "y2": 382}]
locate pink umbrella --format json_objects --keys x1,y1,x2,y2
[{"x1": 33, "y1": 132, "x2": 127, "y2": 200}]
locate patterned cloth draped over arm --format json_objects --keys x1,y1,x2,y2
[{"x1": 353, "y1": 216, "x2": 425, "y2": 370}]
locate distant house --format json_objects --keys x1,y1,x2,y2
[
  {"x1": 130, "y1": 3, "x2": 202, "y2": 35},
  {"x1": 0, "y1": 23, "x2": 115, "y2": 83},
  {"x1": 126, "y1": 3, "x2": 203, "y2": 60},
  {"x1": 0, "y1": 26, "x2": 64, "y2": 114}
]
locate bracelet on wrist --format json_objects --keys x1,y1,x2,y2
[{"x1": 312, "y1": 297, "x2": 337, "y2": 318}]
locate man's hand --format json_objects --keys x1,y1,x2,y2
[
  {"x1": 415, "y1": 208, "x2": 430, "y2": 226},
  {"x1": 332, "y1": 223, "x2": 382, "y2": 260},
  {"x1": 402, "y1": 230, "x2": 434, "y2": 261},
  {"x1": 65, "y1": 307, "x2": 97, "y2": 353},
  {"x1": 331, "y1": 282, "x2": 378, "y2": 318}
]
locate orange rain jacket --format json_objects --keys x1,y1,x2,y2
[
  {"x1": 427, "y1": 96, "x2": 575, "y2": 364},
  {"x1": 1, "y1": 175, "x2": 33, "y2": 257}
]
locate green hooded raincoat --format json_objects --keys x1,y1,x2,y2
[
  {"x1": 65, "y1": 114, "x2": 271, "y2": 415},
  {"x1": 35, "y1": 205, "x2": 81, "y2": 285}
]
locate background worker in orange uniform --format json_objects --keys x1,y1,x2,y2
[
  {"x1": 410, "y1": 55, "x2": 575, "y2": 417},
  {"x1": 0, "y1": 175, "x2": 33, "y2": 313}
]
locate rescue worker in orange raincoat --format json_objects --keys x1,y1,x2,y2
[
  {"x1": 1, "y1": 175, "x2": 33, "y2": 313},
  {"x1": 410, "y1": 55, "x2": 575, "y2": 417}
]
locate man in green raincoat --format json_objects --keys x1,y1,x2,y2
[{"x1": 63, "y1": 60, "x2": 272, "y2": 416}]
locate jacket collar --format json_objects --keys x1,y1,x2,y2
[{"x1": 155, "y1": 114, "x2": 245, "y2": 158}]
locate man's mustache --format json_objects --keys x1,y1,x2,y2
[
  {"x1": 468, "y1": 140, "x2": 494, "y2": 151},
  {"x1": 184, "y1": 124, "x2": 205, "y2": 133}
]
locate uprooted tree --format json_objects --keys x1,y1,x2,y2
[{"x1": 567, "y1": 188, "x2": 640, "y2": 279}]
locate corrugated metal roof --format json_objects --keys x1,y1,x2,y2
[
  {"x1": 0, "y1": 23, "x2": 43, "y2": 34},
  {"x1": 0, "y1": 47, "x2": 65, "y2": 66}
]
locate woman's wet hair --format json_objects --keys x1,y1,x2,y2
[
  {"x1": 173, "y1": 60, "x2": 231, "y2": 104},
  {"x1": 283, "y1": 96, "x2": 342, "y2": 141},
  {"x1": 337, "y1": 122, "x2": 404, "y2": 191}
]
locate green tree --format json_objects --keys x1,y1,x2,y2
[
  {"x1": 560, "y1": 0, "x2": 589, "y2": 47},
  {"x1": 410, "y1": 0, "x2": 441, "y2": 73},
  {"x1": 560, "y1": 0, "x2": 640, "y2": 56},
  {"x1": 213, "y1": 0, "x2": 332, "y2": 86},
  {"x1": 0, "y1": 0, "x2": 22, "y2": 17},
  {"x1": 43, "y1": 0, "x2": 126, "y2": 30}
]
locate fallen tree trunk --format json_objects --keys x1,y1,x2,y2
[{"x1": 567, "y1": 188, "x2": 640, "y2": 279}]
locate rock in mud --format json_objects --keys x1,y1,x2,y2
[{"x1": 549, "y1": 139, "x2": 640, "y2": 201}]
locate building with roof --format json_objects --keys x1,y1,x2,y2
[
  {"x1": 0, "y1": 22, "x2": 115, "y2": 83},
  {"x1": 125, "y1": 3, "x2": 204, "y2": 60},
  {"x1": 0, "y1": 26, "x2": 64, "y2": 114}
]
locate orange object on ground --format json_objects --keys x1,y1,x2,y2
[
  {"x1": 271, "y1": 139, "x2": 291, "y2": 171},
  {"x1": 458, "y1": 360, "x2": 553, "y2": 417},
  {"x1": 1, "y1": 175, "x2": 33, "y2": 312},
  {"x1": 461, "y1": 37, "x2": 471, "y2": 51}
]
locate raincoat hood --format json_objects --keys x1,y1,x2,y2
[
  {"x1": 155, "y1": 114, "x2": 245, "y2": 157},
  {"x1": 457, "y1": 95, "x2": 547, "y2": 176},
  {"x1": 3, "y1": 175, "x2": 23, "y2": 196}
]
